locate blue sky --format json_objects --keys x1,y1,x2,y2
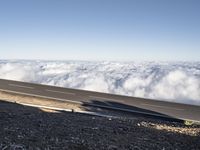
[{"x1": 0, "y1": 0, "x2": 200, "y2": 61}]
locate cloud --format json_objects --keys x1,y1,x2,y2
[
  {"x1": 0, "y1": 61, "x2": 38, "y2": 82},
  {"x1": 0, "y1": 60, "x2": 200, "y2": 105},
  {"x1": 150, "y1": 70, "x2": 200, "y2": 104}
]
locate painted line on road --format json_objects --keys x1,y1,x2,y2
[
  {"x1": 90, "y1": 96, "x2": 184, "y2": 111},
  {"x1": 8, "y1": 84, "x2": 34, "y2": 89},
  {"x1": 0, "y1": 88, "x2": 82, "y2": 105},
  {"x1": 89, "y1": 96, "x2": 124, "y2": 102},
  {"x1": 141, "y1": 103, "x2": 184, "y2": 111},
  {"x1": 45, "y1": 89, "x2": 75, "y2": 95}
]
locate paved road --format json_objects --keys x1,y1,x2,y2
[{"x1": 0, "y1": 78, "x2": 200, "y2": 122}]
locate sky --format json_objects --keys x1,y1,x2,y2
[{"x1": 0, "y1": 0, "x2": 200, "y2": 61}]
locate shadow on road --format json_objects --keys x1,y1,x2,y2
[{"x1": 82, "y1": 100, "x2": 183, "y2": 123}]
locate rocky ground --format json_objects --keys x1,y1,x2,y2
[{"x1": 0, "y1": 100, "x2": 200, "y2": 150}]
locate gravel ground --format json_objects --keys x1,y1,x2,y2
[{"x1": 0, "y1": 100, "x2": 200, "y2": 150}]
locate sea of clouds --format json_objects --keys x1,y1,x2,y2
[{"x1": 0, "y1": 60, "x2": 200, "y2": 105}]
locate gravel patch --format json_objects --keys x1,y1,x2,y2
[{"x1": 0, "y1": 100, "x2": 200, "y2": 150}]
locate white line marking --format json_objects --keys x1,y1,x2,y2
[
  {"x1": 89, "y1": 96, "x2": 124, "y2": 102},
  {"x1": 141, "y1": 103, "x2": 184, "y2": 111},
  {"x1": 8, "y1": 84, "x2": 34, "y2": 89},
  {"x1": 0, "y1": 88, "x2": 82, "y2": 105},
  {"x1": 45, "y1": 89, "x2": 75, "y2": 95}
]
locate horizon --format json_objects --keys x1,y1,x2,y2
[{"x1": 0, "y1": 58, "x2": 200, "y2": 63}]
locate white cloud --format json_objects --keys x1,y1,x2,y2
[
  {"x1": 0, "y1": 60, "x2": 200, "y2": 105},
  {"x1": 150, "y1": 70, "x2": 200, "y2": 104}
]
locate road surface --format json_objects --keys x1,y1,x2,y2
[{"x1": 0, "y1": 78, "x2": 200, "y2": 122}]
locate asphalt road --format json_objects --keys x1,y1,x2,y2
[{"x1": 0, "y1": 78, "x2": 200, "y2": 122}]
